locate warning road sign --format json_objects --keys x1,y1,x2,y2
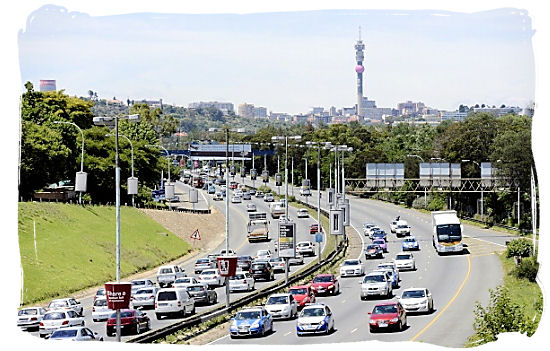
[{"x1": 190, "y1": 229, "x2": 201, "y2": 240}]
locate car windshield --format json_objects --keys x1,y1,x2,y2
[
  {"x1": 96, "y1": 289, "x2": 105, "y2": 296},
  {"x1": 18, "y1": 309, "x2": 38, "y2": 316},
  {"x1": 236, "y1": 311, "x2": 261, "y2": 320},
  {"x1": 397, "y1": 225, "x2": 408, "y2": 229},
  {"x1": 94, "y1": 299, "x2": 107, "y2": 307},
  {"x1": 51, "y1": 329, "x2": 78, "y2": 338},
  {"x1": 231, "y1": 274, "x2": 246, "y2": 280},
  {"x1": 364, "y1": 275, "x2": 385, "y2": 283},
  {"x1": 187, "y1": 286, "x2": 206, "y2": 292},
  {"x1": 301, "y1": 308, "x2": 325, "y2": 317},
  {"x1": 436, "y1": 224, "x2": 462, "y2": 242},
  {"x1": 157, "y1": 291, "x2": 177, "y2": 301},
  {"x1": 43, "y1": 312, "x2": 65, "y2": 320},
  {"x1": 267, "y1": 296, "x2": 288, "y2": 304},
  {"x1": 48, "y1": 301, "x2": 68, "y2": 308},
  {"x1": 290, "y1": 288, "x2": 307, "y2": 295},
  {"x1": 373, "y1": 305, "x2": 398, "y2": 314},
  {"x1": 373, "y1": 240, "x2": 385, "y2": 245},
  {"x1": 405, "y1": 238, "x2": 416, "y2": 243},
  {"x1": 175, "y1": 278, "x2": 191, "y2": 283},
  {"x1": 402, "y1": 290, "x2": 426, "y2": 298},
  {"x1": 313, "y1": 276, "x2": 333, "y2": 283},
  {"x1": 257, "y1": 251, "x2": 269, "y2": 255},
  {"x1": 160, "y1": 268, "x2": 173, "y2": 274},
  {"x1": 343, "y1": 260, "x2": 360, "y2": 266},
  {"x1": 298, "y1": 243, "x2": 310, "y2": 247},
  {"x1": 251, "y1": 264, "x2": 266, "y2": 269},
  {"x1": 396, "y1": 254, "x2": 411, "y2": 260},
  {"x1": 366, "y1": 245, "x2": 379, "y2": 250},
  {"x1": 197, "y1": 259, "x2": 210, "y2": 264}
]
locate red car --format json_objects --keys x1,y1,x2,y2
[
  {"x1": 229, "y1": 181, "x2": 238, "y2": 189},
  {"x1": 310, "y1": 274, "x2": 339, "y2": 295},
  {"x1": 288, "y1": 284, "x2": 316, "y2": 308},
  {"x1": 309, "y1": 224, "x2": 321, "y2": 234},
  {"x1": 368, "y1": 301, "x2": 407, "y2": 333},
  {"x1": 106, "y1": 309, "x2": 151, "y2": 336}
]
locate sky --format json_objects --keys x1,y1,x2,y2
[
  {"x1": 2, "y1": 2, "x2": 550, "y2": 351},
  {"x1": 16, "y1": 5, "x2": 535, "y2": 114}
]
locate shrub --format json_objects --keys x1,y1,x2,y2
[
  {"x1": 427, "y1": 193, "x2": 447, "y2": 211},
  {"x1": 512, "y1": 256, "x2": 539, "y2": 282},
  {"x1": 506, "y1": 238, "x2": 533, "y2": 258}
]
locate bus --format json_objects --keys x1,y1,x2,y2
[{"x1": 431, "y1": 210, "x2": 464, "y2": 254}]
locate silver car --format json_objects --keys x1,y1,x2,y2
[
  {"x1": 39, "y1": 310, "x2": 85, "y2": 338},
  {"x1": 131, "y1": 279, "x2": 156, "y2": 295},
  {"x1": 359, "y1": 272, "x2": 393, "y2": 300},
  {"x1": 399, "y1": 288, "x2": 434, "y2": 313},
  {"x1": 47, "y1": 298, "x2": 83, "y2": 316},
  {"x1": 17, "y1": 307, "x2": 46, "y2": 330},
  {"x1": 131, "y1": 286, "x2": 161, "y2": 309},
  {"x1": 48, "y1": 326, "x2": 104, "y2": 341}
]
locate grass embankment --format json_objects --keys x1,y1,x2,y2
[{"x1": 18, "y1": 202, "x2": 191, "y2": 306}]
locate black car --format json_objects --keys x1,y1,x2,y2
[
  {"x1": 365, "y1": 244, "x2": 384, "y2": 259},
  {"x1": 250, "y1": 261, "x2": 274, "y2": 281},
  {"x1": 185, "y1": 284, "x2": 217, "y2": 305},
  {"x1": 237, "y1": 256, "x2": 253, "y2": 271}
]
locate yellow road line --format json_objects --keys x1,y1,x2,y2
[{"x1": 409, "y1": 255, "x2": 471, "y2": 342}]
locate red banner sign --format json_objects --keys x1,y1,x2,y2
[
  {"x1": 216, "y1": 256, "x2": 238, "y2": 277},
  {"x1": 104, "y1": 282, "x2": 132, "y2": 310}
]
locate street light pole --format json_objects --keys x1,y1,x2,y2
[
  {"x1": 108, "y1": 134, "x2": 135, "y2": 206},
  {"x1": 54, "y1": 121, "x2": 85, "y2": 204},
  {"x1": 225, "y1": 129, "x2": 230, "y2": 308}
]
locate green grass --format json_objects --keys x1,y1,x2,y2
[{"x1": 18, "y1": 202, "x2": 191, "y2": 306}]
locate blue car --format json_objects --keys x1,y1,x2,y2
[
  {"x1": 207, "y1": 185, "x2": 216, "y2": 194},
  {"x1": 402, "y1": 236, "x2": 420, "y2": 251},
  {"x1": 229, "y1": 307, "x2": 273, "y2": 338},
  {"x1": 372, "y1": 230, "x2": 387, "y2": 241}
]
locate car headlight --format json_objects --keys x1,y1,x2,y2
[
  {"x1": 390, "y1": 317, "x2": 398, "y2": 322},
  {"x1": 328, "y1": 284, "x2": 334, "y2": 289},
  {"x1": 251, "y1": 322, "x2": 260, "y2": 329},
  {"x1": 369, "y1": 320, "x2": 377, "y2": 325},
  {"x1": 319, "y1": 319, "x2": 326, "y2": 326}
]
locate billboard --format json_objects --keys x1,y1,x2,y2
[
  {"x1": 278, "y1": 222, "x2": 296, "y2": 258},
  {"x1": 189, "y1": 143, "x2": 252, "y2": 161}
]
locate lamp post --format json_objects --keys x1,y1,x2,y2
[
  {"x1": 54, "y1": 121, "x2": 86, "y2": 204},
  {"x1": 407, "y1": 154, "x2": 426, "y2": 207},
  {"x1": 107, "y1": 133, "x2": 136, "y2": 207},
  {"x1": 92, "y1": 114, "x2": 139, "y2": 342}
]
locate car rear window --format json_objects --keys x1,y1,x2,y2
[
  {"x1": 396, "y1": 254, "x2": 411, "y2": 260},
  {"x1": 51, "y1": 329, "x2": 78, "y2": 338},
  {"x1": 157, "y1": 291, "x2": 177, "y2": 301},
  {"x1": 197, "y1": 259, "x2": 210, "y2": 264},
  {"x1": 160, "y1": 268, "x2": 173, "y2": 274},
  {"x1": 110, "y1": 311, "x2": 133, "y2": 318},
  {"x1": 132, "y1": 280, "x2": 145, "y2": 286},
  {"x1": 18, "y1": 309, "x2": 38, "y2": 316},
  {"x1": 94, "y1": 299, "x2": 107, "y2": 307},
  {"x1": 43, "y1": 312, "x2": 65, "y2": 320},
  {"x1": 187, "y1": 285, "x2": 206, "y2": 292},
  {"x1": 136, "y1": 289, "x2": 154, "y2": 295},
  {"x1": 252, "y1": 263, "x2": 266, "y2": 270}
]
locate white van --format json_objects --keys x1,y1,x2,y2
[{"x1": 155, "y1": 288, "x2": 195, "y2": 319}]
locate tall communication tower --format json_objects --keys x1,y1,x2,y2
[{"x1": 354, "y1": 27, "x2": 365, "y2": 116}]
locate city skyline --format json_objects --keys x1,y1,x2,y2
[{"x1": 17, "y1": 6, "x2": 535, "y2": 115}]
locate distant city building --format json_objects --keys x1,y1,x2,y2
[
  {"x1": 441, "y1": 111, "x2": 469, "y2": 122},
  {"x1": 134, "y1": 99, "x2": 163, "y2": 109},
  {"x1": 397, "y1": 101, "x2": 425, "y2": 116},
  {"x1": 189, "y1": 101, "x2": 234, "y2": 114},
  {"x1": 329, "y1": 106, "x2": 338, "y2": 116},
  {"x1": 253, "y1": 106, "x2": 267, "y2": 118},
  {"x1": 293, "y1": 114, "x2": 310, "y2": 124},
  {"x1": 238, "y1": 103, "x2": 267, "y2": 118},
  {"x1": 269, "y1": 112, "x2": 292, "y2": 121},
  {"x1": 39, "y1": 79, "x2": 56, "y2": 92},
  {"x1": 312, "y1": 107, "x2": 324, "y2": 115},
  {"x1": 342, "y1": 107, "x2": 357, "y2": 116},
  {"x1": 472, "y1": 106, "x2": 523, "y2": 117},
  {"x1": 363, "y1": 107, "x2": 394, "y2": 120},
  {"x1": 106, "y1": 98, "x2": 124, "y2": 106}
]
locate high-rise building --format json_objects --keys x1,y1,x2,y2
[
  {"x1": 189, "y1": 101, "x2": 234, "y2": 114},
  {"x1": 39, "y1": 79, "x2": 56, "y2": 92},
  {"x1": 355, "y1": 27, "x2": 365, "y2": 115}
]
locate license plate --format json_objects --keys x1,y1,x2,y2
[
  {"x1": 158, "y1": 303, "x2": 168, "y2": 306},
  {"x1": 346, "y1": 270, "x2": 354, "y2": 274},
  {"x1": 378, "y1": 322, "x2": 388, "y2": 327}
]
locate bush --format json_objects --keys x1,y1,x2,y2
[
  {"x1": 506, "y1": 238, "x2": 533, "y2": 258},
  {"x1": 512, "y1": 256, "x2": 539, "y2": 282},
  {"x1": 427, "y1": 193, "x2": 447, "y2": 211},
  {"x1": 257, "y1": 185, "x2": 272, "y2": 193}
]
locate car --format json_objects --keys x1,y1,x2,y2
[
  {"x1": 289, "y1": 254, "x2": 305, "y2": 266},
  {"x1": 296, "y1": 303, "x2": 335, "y2": 336},
  {"x1": 94, "y1": 288, "x2": 106, "y2": 302},
  {"x1": 310, "y1": 274, "x2": 339, "y2": 295},
  {"x1": 107, "y1": 309, "x2": 151, "y2": 336},
  {"x1": 213, "y1": 191, "x2": 224, "y2": 201},
  {"x1": 402, "y1": 236, "x2": 420, "y2": 251},
  {"x1": 359, "y1": 271, "x2": 393, "y2": 300},
  {"x1": 91, "y1": 297, "x2": 114, "y2": 322},
  {"x1": 372, "y1": 229, "x2": 387, "y2": 241},
  {"x1": 265, "y1": 293, "x2": 298, "y2": 319},
  {"x1": 131, "y1": 286, "x2": 160, "y2": 309},
  {"x1": 299, "y1": 187, "x2": 312, "y2": 196},
  {"x1": 246, "y1": 203, "x2": 257, "y2": 212},
  {"x1": 309, "y1": 223, "x2": 321, "y2": 234},
  {"x1": 264, "y1": 194, "x2": 275, "y2": 202},
  {"x1": 39, "y1": 310, "x2": 85, "y2": 338},
  {"x1": 250, "y1": 261, "x2": 274, "y2": 281},
  {"x1": 362, "y1": 223, "x2": 376, "y2": 235},
  {"x1": 369, "y1": 301, "x2": 407, "y2": 332},
  {"x1": 394, "y1": 252, "x2": 416, "y2": 271},
  {"x1": 207, "y1": 185, "x2": 216, "y2": 194},
  {"x1": 296, "y1": 241, "x2": 315, "y2": 257},
  {"x1": 234, "y1": 190, "x2": 243, "y2": 197},
  {"x1": 229, "y1": 181, "x2": 238, "y2": 189},
  {"x1": 373, "y1": 267, "x2": 399, "y2": 289},
  {"x1": 173, "y1": 277, "x2": 200, "y2": 289},
  {"x1": 395, "y1": 223, "x2": 411, "y2": 237},
  {"x1": 198, "y1": 268, "x2": 224, "y2": 287},
  {"x1": 339, "y1": 259, "x2": 365, "y2": 277},
  {"x1": 231, "y1": 195, "x2": 242, "y2": 203},
  {"x1": 47, "y1": 298, "x2": 83, "y2": 316},
  {"x1": 242, "y1": 192, "x2": 252, "y2": 200},
  {"x1": 220, "y1": 249, "x2": 236, "y2": 256},
  {"x1": 229, "y1": 271, "x2": 256, "y2": 292},
  {"x1": 366, "y1": 226, "x2": 381, "y2": 238},
  {"x1": 49, "y1": 326, "x2": 104, "y2": 341},
  {"x1": 289, "y1": 285, "x2": 316, "y2": 309},
  {"x1": 229, "y1": 307, "x2": 273, "y2": 338},
  {"x1": 237, "y1": 255, "x2": 253, "y2": 271},
  {"x1": 269, "y1": 256, "x2": 287, "y2": 272},
  {"x1": 255, "y1": 191, "x2": 264, "y2": 198},
  {"x1": 194, "y1": 257, "x2": 216, "y2": 274},
  {"x1": 390, "y1": 219, "x2": 400, "y2": 233},
  {"x1": 185, "y1": 283, "x2": 218, "y2": 305},
  {"x1": 398, "y1": 288, "x2": 434, "y2": 314},
  {"x1": 249, "y1": 189, "x2": 256, "y2": 196},
  {"x1": 296, "y1": 208, "x2": 309, "y2": 218},
  {"x1": 17, "y1": 307, "x2": 46, "y2": 330},
  {"x1": 131, "y1": 279, "x2": 155, "y2": 295},
  {"x1": 255, "y1": 249, "x2": 273, "y2": 260},
  {"x1": 373, "y1": 239, "x2": 388, "y2": 253},
  {"x1": 365, "y1": 244, "x2": 384, "y2": 259},
  {"x1": 377, "y1": 262, "x2": 401, "y2": 282},
  {"x1": 155, "y1": 288, "x2": 195, "y2": 319},
  {"x1": 156, "y1": 265, "x2": 186, "y2": 288}
]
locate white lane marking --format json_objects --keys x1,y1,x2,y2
[
  {"x1": 463, "y1": 235, "x2": 507, "y2": 248},
  {"x1": 351, "y1": 328, "x2": 358, "y2": 333},
  {"x1": 207, "y1": 334, "x2": 230, "y2": 345},
  {"x1": 342, "y1": 299, "x2": 346, "y2": 304},
  {"x1": 284, "y1": 331, "x2": 292, "y2": 336}
]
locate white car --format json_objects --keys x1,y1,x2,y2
[
  {"x1": 17, "y1": 307, "x2": 46, "y2": 330},
  {"x1": 289, "y1": 254, "x2": 304, "y2": 265},
  {"x1": 377, "y1": 262, "x2": 400, "y2": 281},
  {"x1": 157, "y1": 265, "x2": 187, "y2": 288},
  {"x1": 131, "y1": 279, "x2": 156, "y2": 295},
  {"x1": 246, "y1": 203, "x2": 257, "y2": 212},
  {"x1": 229, "y1": 271, "x2": 255, "y2": 292},
  {"x1": 194, "y1": 257, "x2": 216, "y2": 274},
  {"x1": 296, "y1": 303, "x2": 335, "y2": 336},
  {"x1": 395, "y1": 221, "x2": 411, "y2": 237},
  {"x1": 399, "y1": 288, "x2": 434, "y2": 314},
  {"x1": 366, "y1": 226, "x2": 381, "y2": 238},
  {"x1": 173, "y1": 277, "x2": 200, "y2": 289},
  {"x1": 39, "y1": 310, "x2": 85, "y2": 338},
  {"x1": 264, "y1": 194, "x2": 275, "y2": 202},
  {"x1": 131, "y1": 286, "x2": 160, "y2": 309},
  {"x1": 198, "y1": 268, "x2": 224, "y2": 287},
  {"x1": 91, "y1": 298, "x2": 114, "y2": 322},
  {"x1": 49, "y1": 326, "x2": 104, "y2": 341},
  {"x1": 394, "y1": 252, "x2": 416, "y2": 271},
  {"x1": 269, "y1": 257, "x2": 287, "y2": 272},
  {"x1": 231, "y1": 195, "x2": 242, "y2": 203},
  {"x1": 255, "y1": 249, "x2": 273, "y2": 260},
  {"x1": 300, "y1": 188, "x2": 312, "y2": 196},
  {"x1": 339, "y1": 259, "x2": 365, "y2": 277},
  {"x1": 296, "y1": 209, "x2": 309, "y2": 218},
  {"x1": 359, "y1": 272, "x2": 393, "y2": 299},
  {"x1": 47, "y1": 298, "x2": 83, "y2": 316},
  {"x1": 155, "y1": 288, "x2": 195, "y2": 319},
  {"x1": 296, "y1": 241, "x2": 315, "y2": 257},
  {"x1": 265, "y1": 293, "x2": 298, "y2": 319},
  {"x1": 220, "y1": 249, "x2": 236, "y2": 256}
]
